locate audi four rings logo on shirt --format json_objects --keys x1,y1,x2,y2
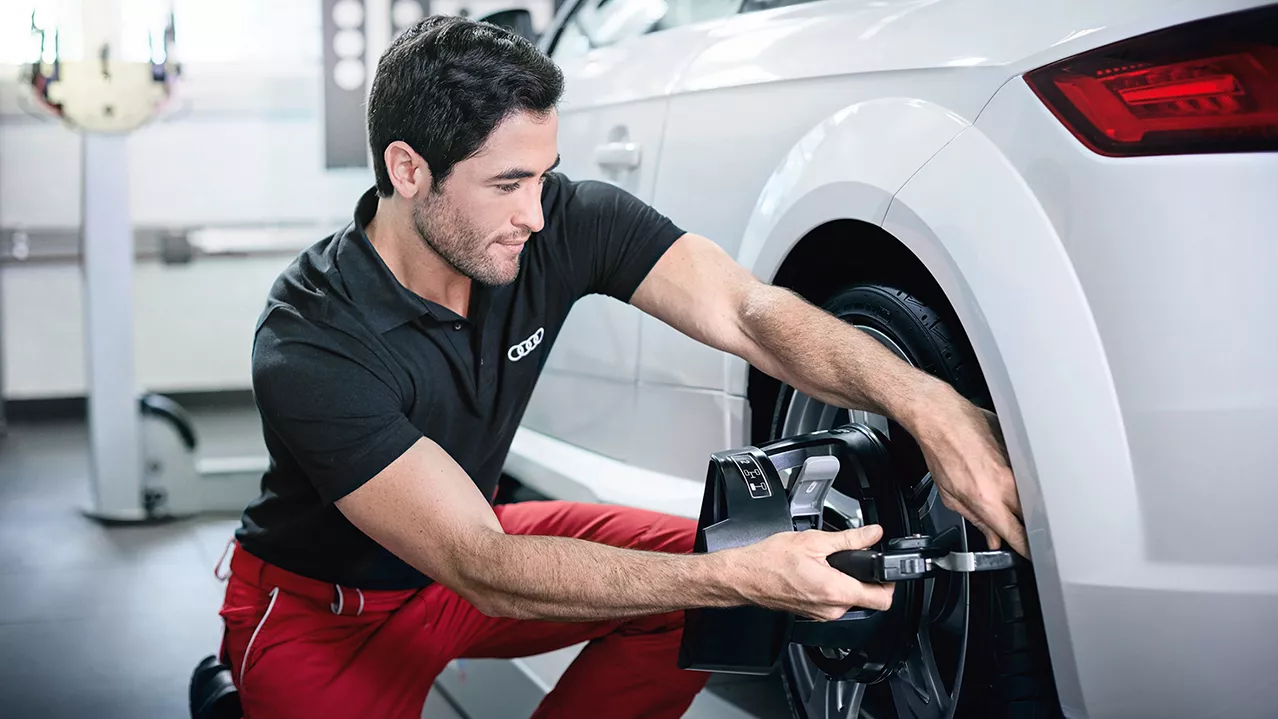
[{"x1": 508, "y1": 328, "x2": 545, "y2": 362}]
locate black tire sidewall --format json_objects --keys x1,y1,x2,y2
[{"x1": 825, "y1": 284, "x2": 986, "y2": 401}]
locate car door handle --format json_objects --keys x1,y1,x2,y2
[{"x1": 595, "y1": 141, "x2": 642, "y2": 169}]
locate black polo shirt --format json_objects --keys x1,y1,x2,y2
[{"x1": 236, "y1": 175, "x2": 684, "y2": 590}]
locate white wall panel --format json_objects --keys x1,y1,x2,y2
[{"x1": 2, "y1": 255, "x2": 294, "y2": 398}]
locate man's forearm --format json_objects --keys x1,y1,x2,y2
[
  {"x1": 739, "y1": 285, "x2": 949, "y2": 430},
  {"x1": 455, "y1": 531, "x2": 744, "y2": 621}
]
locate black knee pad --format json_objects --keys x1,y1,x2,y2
[{"x1": 189, "y1": 655, "x2": 242, "y2": 719}]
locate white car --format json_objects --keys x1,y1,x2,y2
[{"x1": 498, "y1": 1, "x2": 1278, "y2": 718}]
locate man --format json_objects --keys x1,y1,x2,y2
[{"x1": 219, "y1": 16, "x2": 1028, "y2": 719}]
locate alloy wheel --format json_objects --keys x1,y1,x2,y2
[{"x1": 779, "y1": 324, "x2": 971, "y2": 719}]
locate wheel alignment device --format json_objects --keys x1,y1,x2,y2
[{"x1": 677, "y1": 424, "x2": 1017, "y2": 681}]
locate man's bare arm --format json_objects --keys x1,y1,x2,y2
[
  {"x1": 629, "y1": 233, "x2": 937, "y2": 420},
  {"x1": 630, "y1": 233, "x2": 1028, "y2": 557},
  {"x1": 335, "y1": 437, "x2": 892, "y2": 622}
]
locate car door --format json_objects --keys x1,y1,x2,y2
[
  {"x1": 636, "y1": 0, "x2": 950, "y2": 480},
  {"x1": 521, "y1": 0, "x2": 743, "y2": 463}
]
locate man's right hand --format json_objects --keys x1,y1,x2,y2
[{"x1": 723, "y1": 524, "x2": 894, "y2": 621}]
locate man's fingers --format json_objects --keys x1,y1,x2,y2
[
  {"x1": 860, "y1": 582, "x2": 894, "y2": 612},
  {"x1": 981, "y1": 527, "x2": 1002, "y2": 551},
  {"x1": 825, "y1": 524, "x2": 883, "y2": 552},
  {"x1": 823, "y1": 581, "x2": 894, "y2": 618},
  {"x1": 980, "y1": 507, "x2": 1031, "y2": 559},
  {"x1": 1005, "y1": 524, "x2": 1031, "y2": 559},
  {"x1": 1006, "y1": 497, "x2": 1025, "y2": 521},
  {"x1": 979, "y1": 408, "x2": 1008, "y2": 454},
  {"x1": 1001, "y1": 470, "x2": 1025, "y2": 521}
]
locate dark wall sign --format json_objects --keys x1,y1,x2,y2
[
  {"x1": 323, "y1": 0, "x2": 370, "y2": 168},
  {"x1": 323, "y1": 0, "x2": 433, "y2": 169}
]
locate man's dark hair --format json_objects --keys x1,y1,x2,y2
[{"x1": 367, "y1": 16, "x2": 564, "y2": 196}]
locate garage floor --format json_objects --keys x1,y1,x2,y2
[{"x1": 0, "y1": 407, "x2": 790, "y2": 718}]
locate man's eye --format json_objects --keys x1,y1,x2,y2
[{"x1": 497, "y1": 183, "x2": 520, "y2": 194}]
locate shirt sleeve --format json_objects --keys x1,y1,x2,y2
[
  {"x1": 252, "y1": 308, "x2": 423, "y2": 503},
  {"x1": 556, "y1": 177, "x2": 686, "y2": 302}
]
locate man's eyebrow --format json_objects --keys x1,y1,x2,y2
[{"x1": 487, "y1": 155, "x2": 561, "y2": 183}]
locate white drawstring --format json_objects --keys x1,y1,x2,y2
[
  {"x1": 356, "y1": 588, "x2": 365, "y2": 617},
  {"x1": 240, "y1": 587, "x2": 280, "y2": 687},
  {"x1": 214, "y1": 537, "x2": 234, "y2": 581}
]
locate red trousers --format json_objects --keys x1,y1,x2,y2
[{"x1": 218, "y1": 501, "x2": 711, "y2": 718}]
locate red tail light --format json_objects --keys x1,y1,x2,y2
[{"x1": 1026, "y1": 6, "x2": 1278, "y2": 156}]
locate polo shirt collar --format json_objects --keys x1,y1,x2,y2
[{"x1": 337, "y1": 187, "x2": 441, "y2": 333}]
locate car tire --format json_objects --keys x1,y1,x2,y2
[{"x1": 770, "y1": 283, "x2": 1061, "y2": 719}]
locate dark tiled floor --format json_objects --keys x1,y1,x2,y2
[
  {"x1": 0, "y1": 415, "x2": 464, "y2": 719},
  {"x1": 0, "y1": 418, "x2": 235, "y2": 718}
]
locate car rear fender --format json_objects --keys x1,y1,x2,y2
[
  {"x1": 890, "y1": 124, "x2": 1132, "y2": 719},
  {"x1": 726, "y1": 95, "x2": 971, "y2": 396},
  {"x1": 734, "y1": 96, "x2": 971, "y2": 286}
]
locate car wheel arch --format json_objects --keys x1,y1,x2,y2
[
  {"x1": 738, "y1": 177, "x2": 1093, "y2": 714},
  {"x1": 742, "y1": 211, "x2": 1085, "y2": 717},
  {"x1": 745, "y1": 218, "x2": 968, "y2": 445}
]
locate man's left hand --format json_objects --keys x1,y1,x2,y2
[{"x1": 910, "y1": 383, "x2": 1029, "y2": 558}]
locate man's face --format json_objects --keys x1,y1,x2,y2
[{"x1": 413, "y1": 110, "x2": 559, "y2": 286}]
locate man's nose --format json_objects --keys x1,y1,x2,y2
[{"x1": 514, "y1": 190, "x2": 545, "y2": 234}]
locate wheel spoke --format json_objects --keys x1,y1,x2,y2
[
  {"x1": 806, "y1": 674, "x2": 832, "y2": 718},
  {"x1": 918, "y1": 627, "x2": 954, "y2": 715},
  {"x1": 888, "y1": 626, "x2": 954, "y2": 719},
  {"x1": 888, "y1": 669, "x2": 942, "y2": 719},
  {"x1": 837, "y1": 680, "x2": 867, "y2": 719},
  {"x1": 929, "y1": 567, "x2": 970, "y2": 651},
  {"x1": 850, "y1": 408, "x2": 891, "y2": 435},
  {"x1": 789, "y1": 644, "x2": 816, "y2": 688},
  {"x1": 819, "y1": 402, "x2": 843, "y2": 430},
  {"x1": 825, "y1": 487, "x2": 865, "y2": 529},
  {"x1": 789, "y1": 644, "x2": 868, "y2": 719},
  {"x1": 805, "y1": 673, "x2": 867, "y2": 719}
]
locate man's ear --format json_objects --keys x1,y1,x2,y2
[{"x1": 384, "y1": 141, "x2": 431, "y2": 199}]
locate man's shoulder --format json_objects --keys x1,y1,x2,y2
[
  {"x1": 252, "y1": 297, "x2": 389, "y2": 391},
  {"x1": 542, "y1": 173, "x2": 634, "y2": 214},
  {"x1": 538, "y1": 173, "x2": 655, "y2": 248},
  {"x1": 253, "y1": 230, "x2": 383, "y2": 371},
  {"x1": 258, "y1": 231, "x2": 351, "y2": 332},
  {"x1": 532, "y1": 173, "x2": 683, "y2": 301}
]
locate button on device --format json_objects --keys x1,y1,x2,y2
[
  {"x1": 900, "y1": 557, "x2": 926, "y2": 576},
  {"x1": 453, "y1": 321, "x2": 462, "y2": 330}
]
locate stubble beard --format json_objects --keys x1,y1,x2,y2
[{"x1": 412, "y1": 192, "x2": 523, "y2": 287}]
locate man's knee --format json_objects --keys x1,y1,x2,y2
[
  {"x1": 495, "y1": 500, "x2": 698, "y2": 554},
  {"x1": 637, "y1": 512, "x2": 697, "y2": 555}
]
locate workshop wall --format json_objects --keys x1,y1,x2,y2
[
  {"x1": 1, "y1": 0, "x2": 554, "y2": 401},
  {"x1": 1, "y1": 0, "x2": 358, "y2": 399}
]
